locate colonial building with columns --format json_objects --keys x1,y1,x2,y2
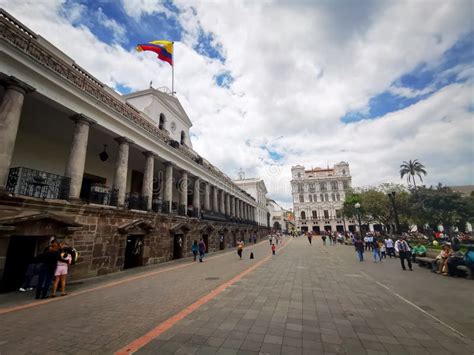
[
  {"x1": 0, "y1": 10, "x2": 266, "y2": 291},
  {"x1": 291, "y1": 162, "x2": 358, "y2": 234},
  {"x1": 233, "y1": 178, "x2": 269, "y2": 228}
]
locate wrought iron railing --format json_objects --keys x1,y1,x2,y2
[
  {"x1": 125, "y1": 193, "x2": 148, "y2": 211},
  {"x1": 5, "y1": 167, "x2": 70, "y2": 200},
  {"x1": 88, "y1": 186, "x2": 118, "y2": 206}
]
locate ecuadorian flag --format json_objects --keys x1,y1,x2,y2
[{"x1": 136, "y1": 40, "x2": 173, "y2": 66}]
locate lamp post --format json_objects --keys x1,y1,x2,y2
[
  {"x1": 388, "y1": 191, "x2": 401, "y2": 235},
  {"x1": 354, "y1": 202, "x2": 363, "y2": 236}
]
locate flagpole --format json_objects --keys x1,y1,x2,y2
[{"x1": 172, "y1": 41, "x2": 175, "y2": 96}]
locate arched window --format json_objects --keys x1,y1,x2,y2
[
  {"x1": 299, "y1": 194, "x2": 304, "y2": 203},
  {"x1": 180, "y1": 131, "x2": 186, "y2": 145},
  {"x1": 301, "y1": 211, "x2": 306, "y2": 220},
  {"x1": 309, "y1": 195, "x2": 312, "y2": 202},
  {"x1": 320, "y1": 194, "x2": 324, "y2": 202},
  {"x1": 336, "y1": 193, "x2": 340, "y2": 201},
  {"x1": 297, "y1": 172, "x2": 301, "y2": 178},
  {"x1": 325, "y1": 193, "x2": 329, "y2": 201},
  {"x1": 313, "y1": 194, "x2": 317, "y2": 201},
  {"x1": 331, "y1": 181, "x2": 338, "y2": 190},
  {"x1": 331, "y1": 193, "x2": 335, "y2": 201},
  {"x1": 159, "y1": 113, "x2": 166, "y2": 130},
  {"x1": 320, "y1": 182, "x2": 327, "y2": 191},
  {"x1": 342, "y1": 169, "x2": 346, "y2": 175},
  {"x1": 312, "y1": 210, "x2": 317, "y2": 219}
]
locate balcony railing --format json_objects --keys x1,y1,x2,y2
[
  {"x1": 88, "y1": 186, "x2": 118, "y2": 206},
  {"x1": 5, "y1": 167, "x2": 70, "y2": 200},
  {"x1": 125, "y1": 193, "x2": 148, "y2": 211}
]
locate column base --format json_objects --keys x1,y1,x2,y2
[{"x1": 178, "y1": 205, "x2": 186, "y2": 216}]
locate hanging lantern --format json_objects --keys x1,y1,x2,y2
[{"x1": 99, "y1": 144, "x2": 109, "y2": 162}]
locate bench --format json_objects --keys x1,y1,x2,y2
[{"x1": 416, "y1": 250, "x2": 438, "y2": 268}]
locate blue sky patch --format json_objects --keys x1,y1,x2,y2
[
  {"x1": 215, "y1": 71, "x2": 234, "y2": 88},
  {"x1": 194, "y1": 29, "x2": 225, "y2": 63}
]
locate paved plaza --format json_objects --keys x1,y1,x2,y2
[{"x1": 0, "y1": 237, "x2": 473, "y2": 354}]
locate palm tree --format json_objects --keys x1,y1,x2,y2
[{"x1": 400, "y1": 159, "x2": 427, "y2": 188}]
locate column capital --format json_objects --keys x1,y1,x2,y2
[
  {"x1": 0, "y1": 76, "x2": 35, "y2": 95},
  {"x1": 164, "y1": 161, "x2": 176, "y2": 167},
  {"x1": 114, "y1": 136, "x2": 133, "y2": 145},
  {"x1": 70, "y1": 113, "x2": 96, "y2": 126},
  {"x1": 142, "y1": 150, "x2": 156, "y2": 158}
]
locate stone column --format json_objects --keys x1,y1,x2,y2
[
  {"x1": 238, "y1": 200, "x2": 243, "y2": 219},
  {"x1": 163, "y1": 162, "x2": 173, "y2": 213},
  {"x1": 64, "y1": 114, "x2": 95, "y2": 200},
  {"x1": 212, "y1": 186, "x2": 219, "y2": 213},
  {"x1": 230, "y1": 196, "x2": 235, "y2": 217},
  {"x1": 219, "y1": 189, "x2": 225, "y2": 214},
  {"x1": 204, "y1": 182, "x2": 211, "y2": 210},
  {"x1": 178, "y1": 171, "x2": 188, "y2": 216},
  {"x1": 193, "y1": 178, "x2": 200, "y2": 218},
  {"x1": 113, "y1": 137, "x2": 132, "y2": 207},
  {"x1": 142, "y1": 151, "x2": 155, "y2": 211},
  {"x1": 225, "y1": 193, "x2": 230, "y2": 216},
  {"x1": 0, "y1": 77, "x2": 34, "y2": 190}
]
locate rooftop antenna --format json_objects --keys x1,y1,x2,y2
[
  {"x1": 238, "y1": 168, "x2": 245, "y2": 180},
  {"x1": 149, "y1": 80, "x2": 153, "y2": 89}
]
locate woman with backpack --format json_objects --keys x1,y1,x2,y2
[
  {"x1": 191, "y1": 240, "x2": 198, "y2": 261},
  {"x1": 51, "y1": 243, "x2": 72, "y2": 297}
]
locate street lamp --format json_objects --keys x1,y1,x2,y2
[
  {"x1": 354, "y1": 202, "x2": 363, "y2": 236},
  {"x1": 388, "y1": 191, "x2": 401, "y2": 235}
]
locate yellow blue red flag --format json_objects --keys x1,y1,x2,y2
[{"x1": 136, "y1": 40, "x2": 173, "y2": 66}]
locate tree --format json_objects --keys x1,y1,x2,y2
[{"x1": 400, "y1": 159, "x2": 427, "y2": 188}]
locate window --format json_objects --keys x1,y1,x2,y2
[
  {"x1": 336, "y1": 209, "x2": 342, "y2": 218},
  {"x1": 320, "y1": 194, "x2": 324, "y2": 202},
  {"x1": 180, "y1": 131, "x2": 186, "y2": 145},
  {"x1": 159, "y1": 113, "x2": 166, "y2": 130},
  {"x1": 331, "y1": 193, "x2": 335, "y2": 201},
  {"x1": 312, "y1": 210, "x2": 317, "y2": 219},
  {"x1": 342, "y1": 169, "x2": 346, "y2": 175},
  {"x1": 313, "y1": 194, "x2": 317, "y2": 202},
  {"x1": 297, "y1": 173, "x2": 301, "y2": 178},
  {"x1": 299, "y1": 194, "x2": 304, "y2": 203},
  {"x1": 336, "y1": 193, "x2": 340, "y2": 201},
  {"x1": 343, "y1": 181, "x2": 349, "y2": 189},
  {"x1": 301, "y1": 211, "x2": 306, "y2": 220},
  {"x1": 297, "y1": 183, "x2": 304, "y2": 193},
  {"x1": 331, "y1": 181, "x2": 338, "y2": 190},
  {"x1": 309, "y1": 195, "x2": 312, "y2": 202},
  {"x1": 320, "y1": 182, "x2": 327, "y2": 191},
  {"x1": 324, "y1": 210, "x2": 329, "y2": 219},
  {"x1": 309, "y1": 183, "x2": 315, "y2": 192},
  {"x1": 325, "y1": 193, "x2": 329, "y2": 201}
]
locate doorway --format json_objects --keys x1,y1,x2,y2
[
  {"x1": 324, "y1": 225, "x2": 332, "y2": 232},
  {"x1": 172, "y1": 234, "x2": 184, "y2": 259},
  {"x1": 312, "y1": 226, "x2": 321, "y2": 234},
  {"x1": 336, "y1": 225, "x2": 344, "y2": 233},
  {"x1": 219, "y1": 234, "x2": 225, "y2": 250},
  {"x1": 202, "y1": 234, "x2": 209, "y2": 251},
  {"x1": 232, "y1": 232, "x2": 237, "y2": 247},
  {"x1": 124, "y1": 235, "x2": 144, "y2": 269},
  {"x1": 1, "y1": 236, "x2": 46, "y2": 291}
]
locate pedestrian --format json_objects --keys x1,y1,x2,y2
[
  {"x1": 384, "y1": 236, "x2": 395, "y2": 258},
  {"x1": 272, "y1": 243, "x2": 276, "y2": 255},
  {"x1": 364, "y1": 235, "x2": 369, "y2": 251},
  {"x1": 51, "y1": 243, "x2": 72, "y2": 297},
  {"x1": 253, "y1": 234, "x2": 257, "y2": 244},
  {"x1": 394, "y1": 236, "x2": 413, "y2": 271},
  {"x1": 198, "y1": 238, "x2": 206, "y2": 262},
  {"x1": 372, "y1": 238, "x2": 382, "y2": 262},
  {"x1": 19, "y1": 262, "x2": 37, "y2": 292},
  {"x1": 191, "y1": 240, "x2": 198, "y2": 261},
  {"x1": 354, "y1": 237, "x2": 364, "y2": 262},
  {"x1": 268, "y1": 235, "x2": 272, "y2": 245},
  {"x1": 307, "y1": 233, "x2": 312, "y2": 245},
  {"x1": 35, "y1": 240, "x2": 64, "y2": 299},
  {"x1": 321, "y1": 234, "x2": 327, "y2": 246},
  {"x1": 380, "y1": 241, "x2": 386, "y2": 259},
  {"x1": 237, "y1": 240, "x2": 244, "y2": 259}
]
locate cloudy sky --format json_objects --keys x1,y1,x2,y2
[{"x1": 1, "y1": 0, "x2": 472, "y2": 208}]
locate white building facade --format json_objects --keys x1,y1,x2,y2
[
  {"x1": 266, "y1": 199, "x2": 292, "y2": 232},
  {"x1": 233, "y1": 178, "x2": 269, "y2": 227},
  {"x1": 291, "y1": 162, "x2": 357, "y2": 233}
]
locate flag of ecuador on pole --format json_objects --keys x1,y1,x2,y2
[{"x1": 136, "y1": 40, "x2": 173, "y2": 66}]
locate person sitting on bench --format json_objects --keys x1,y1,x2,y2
[
  {"x1": 411, "y1": 243, "x2": 427, "y2": 262},
  {"x1": 431, "y1": 244, "x2": 452, "y2": 274}
]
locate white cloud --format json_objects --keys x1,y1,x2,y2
[
  {"x1": 96, "y1": 7, "x2": 126, "y2": 44},
  {"x1": 0, "y1": 0, "x2": 472, "y2": 210}
]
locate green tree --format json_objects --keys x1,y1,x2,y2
[{"x1": 400, "y1": 159, "x2": 427, "y2": 188}]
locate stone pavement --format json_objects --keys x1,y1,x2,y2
[{"x1": 0, "y1": 236, "x2": 473, "y2": 355}]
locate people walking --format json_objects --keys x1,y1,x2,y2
[
  {"x1": 384, "y1": 236, "x2": 395, "y2": 258},
  {"x1": 380, "y1": 241, "x2": 387, "y2": 259},
  {"x1": 198, "y1": 238, "x2": 206, "y2": 262},
  {"x1": 271, "y1": 243, "x2": 276, "y2": 255},
  {"x1": 321, "y1": 234, "x2": 327, "y2": 246},
  {"x1": 35, "y1": 240, "x2": 64, "y2": 299},
  {"x1": 354, "y1": 237, "x2": 364, "y2": 262},
  {"x1": 372, "y1": 238, "x2": 382, "y2": 262},
  {"x1": 51, "y1": 244, "x2": 72, "y2": 297},
  {"x1": 268, "y1": 235, "x2": 273, "y2": 245},
  {"x1": 307, "y1": 233, "x2": 312, "y2": 245},
  {"x1": 394, "y1": 236, "x2": 412, "y2": 271},
  {"x1": 237, "y1": 240, "x2": 244, "y2": 259},
  {"x1": 191, "y1": 240, "x2": 198, "y2": 261}
]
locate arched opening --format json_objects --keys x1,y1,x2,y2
[
  {"x1": 159, "y1": 113, "x2": 166, "y2": 130},
  {"x1": 180, "y1": 131, "x2": 186, "y2": 145},
  {"x1": 273, "y1": 221, "x2": 281, "y2": 230}
]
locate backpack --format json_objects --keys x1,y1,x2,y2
[
  {"x1": 63, "y1": 247, "x2": 79, "y2": 264},
  {"x1": 464, "y1": 251, "x2": 474, "y2": 265}
]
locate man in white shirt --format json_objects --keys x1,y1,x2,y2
[
  {"x1": 384, "y1": 237, "x2": 395, "y2": 258},
  {"x1": 364, "y1": 235, "x2": 369, "y2": 251},
  {"x1": 394, "y1": 236, "x2": 413, "y2": 271}
]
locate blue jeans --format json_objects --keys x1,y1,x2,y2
[
  {"x1": 373, "y1": 248, "x2": 382, "y2": 261},
  {"x1": 356, "y1": 250, "x2": 364, "y2": 261},
  {"x1": 35, "y1": 264, "x2": 55, "y2": 298},
  {"x1": 199, "y1": 251, "x2": 205, "y2": 262}
]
